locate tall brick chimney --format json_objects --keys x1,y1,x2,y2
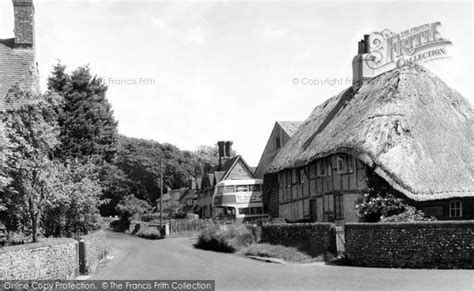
[
  {"x1": 13, "y1": 0, "x2": 35, "y2": 48},
  {"x1": 352, "y1": 34, "x2": 377, "y2": 89},
  {"x1": 217, "y1": 141, "x2": 233, "y2": 168}
]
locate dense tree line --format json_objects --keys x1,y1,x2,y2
[{"x1": 0, "y1": 62, "x2": 219, "y2": 242}]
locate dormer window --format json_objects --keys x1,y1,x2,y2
[{"x1": 276, "y1": 136, "x2": 281, "y2": 149}]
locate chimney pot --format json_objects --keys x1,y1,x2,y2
[
  {"x1": 217, "y1": 141, "x2": 225, "y2": 158},
  {"x1": 225, "y1": 141, "x2": 233, "y2": 158},
  {"x1": 363, "y1": 34, "x2": 370, "y2": 53}
]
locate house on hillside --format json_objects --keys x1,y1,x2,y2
[
  {"x1": 162, "y1": 188, "x2": 186, "y2": 204},
  {"x1": 254, "y1": 121, "x2": 302, "y2": 179},
  {"x1": 196, "y1": 141, "x2": 255, "y2": 218},
  {"x1": 264, "y1": 39, "x2": 473, "y2": 225},
  {"x1": 0, "y1": 0, "x2": 39, "y2": 105}
]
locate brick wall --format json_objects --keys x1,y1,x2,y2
[
  {"x1": 0, "y1": 238, "x2": 78, "y2": 279},
  {"x1": 261, "y1": 223, "x2": 336, "y2": 257},
  {"x1": 82, "y1": 230, "x2": 107, "y2": 273},
  {"x1": 345, "y1": 221, "x2": 474, "y2": 269}
]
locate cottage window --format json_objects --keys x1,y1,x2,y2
[
  {"x1": 347, "y1": 155, "x2": 354, "y2": 173},
  {"x1": 327, "y1": 158, "x2": 332, "y2": 176},
  {"x1": 186, "y1": 199, "x2": 193, "y2": 206},
  {"x1": 216, "y1": 186, "x2": 224, "y2": 195},
  {"x1": 336, "y1": 154, "x2": 354, "y2": 174},
  {"x1": 449, "y1": 200, "x2": 462, "y2": 217},
  {"x1": 300, "y1": 169, "x2": 305, "y2": 184},
  {"x1": 334, "y1": 195, "x2": 344, "y2": 219},
  {"x1": 336, "y1": 156, "x2": 346, "y2": 174},
  {"x1": 276, "y1": 136, "x2": 281, "y2": 149},
  {"x1": 293, "y1": 169, "x2": 301, "y2": 184}
]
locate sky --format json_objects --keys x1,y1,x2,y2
[{"x1": 0, "y1": 0, "x2": 472, "y2": 166}]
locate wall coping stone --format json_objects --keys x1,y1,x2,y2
[
  {"x1": 345, "y1": 220, "x2": 474, "y2": 229},
  {"x1": 0, "y1": 238, "x2": 76, "y2": 254}
]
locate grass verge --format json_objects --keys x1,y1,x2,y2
[{"x1": 238, "y1": 243, "x2": 323, "y2": 263}]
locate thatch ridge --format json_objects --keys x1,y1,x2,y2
[{"x1": 266, "y1": 64, "x2": 473, "y2": 201}]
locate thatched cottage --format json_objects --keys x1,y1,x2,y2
[{"x1": 264, "y1": 45, "x2": 473, "y2": 224}]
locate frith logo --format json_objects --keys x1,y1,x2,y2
[{"x1": 366, "y1": 22, "x2": 452, "y2": 69}]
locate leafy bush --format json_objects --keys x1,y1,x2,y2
[
  {"x1": 381, "y1": 206, "x2": 436, "y2": 222},
  {"x1": 6, "y1": 231, "x2": 30, "y2": 246},
  {"x1": 195, "y1": 224, "x2": 255, "y2": 253},
  {"x1": 136, "y1": 226, "x2": 162, "y2": 240}
]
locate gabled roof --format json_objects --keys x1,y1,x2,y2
[
  {"x1": 267, "y1": 64, "x2": 473, "y2": 201},
  {"x1": 221, "y1": 155, "x2": 254, "y2": 180},
  {"x1": 179, "y1": 189, "x2": 197, "y2": 201},
  {"x1": 277, "y1": 121, "x2": 303, "y2": 137}
]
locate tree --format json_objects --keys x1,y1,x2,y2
[
  {"x1": 2, "y1": 85, "x2": 61, "y2": 242},
  {"x1": 47, "y1": 63, "x2": 118, "y2": 163},
  {"x1": 42, "y1": 161, "x2": 103, "y2": 237},
  {"x1": 115, "y1": 136, "x2": 197, "y2": 205},
  {"x1": 115, "y1": 195, "x2": 151, "y2": 224},
  {"x1": 97, "y1": 163, "x2": 132, "y2": 217}
]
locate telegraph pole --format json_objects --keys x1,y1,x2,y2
[{"x1": 160, "y1": 155, "x2": 163, "y2": 229}]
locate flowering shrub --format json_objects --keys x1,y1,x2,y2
[
  {"x1": 355, "y1": 192, "x2": 406, "y2": 222},
  {"x1": 355, "y1": 192, "x2": 435, "y2": 222},
  {"x1": 381, "y1": 206, "x2": 436, "y2": 222}
]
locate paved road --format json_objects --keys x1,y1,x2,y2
[{"x1": 93, "y1": 232, "x2": 473, "y2": 290}]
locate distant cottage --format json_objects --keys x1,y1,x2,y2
[
  {"x1": 195, "y1": 141, "x2": 255, "y2": 218},
  {"x1": 264, "y1": 39, "x2": 473, "y2": 224},
  {"x1": 0, "y1": 0, "x2": 39, "y2": 106}
]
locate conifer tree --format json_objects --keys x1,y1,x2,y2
[{"x1": 47, "y1": 63, "x2": 118, "y2": 163}]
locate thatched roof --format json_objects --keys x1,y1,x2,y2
[
  {"x1": 266, "y1": 64, "x2": 473, "y2": 201},
  {"x1": 277, "y1": 121, "x2": 302, "y2": 137}
]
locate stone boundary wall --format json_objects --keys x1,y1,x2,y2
[
  {"x1": 0, "y1": 238, "x2": 78, "y2": 279},
  {"x1": 345, "y1": 221, "x2": 474, "y2": 269},
  {"x1": 82, "y1": 230, "x2": 107, "y2": 273},
  {"x1": 0, "y1": 230, "x2": 107, "y2": 280},
  {"x1": 261, "y1": 223, "x2": 336, "y2": 257}
]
